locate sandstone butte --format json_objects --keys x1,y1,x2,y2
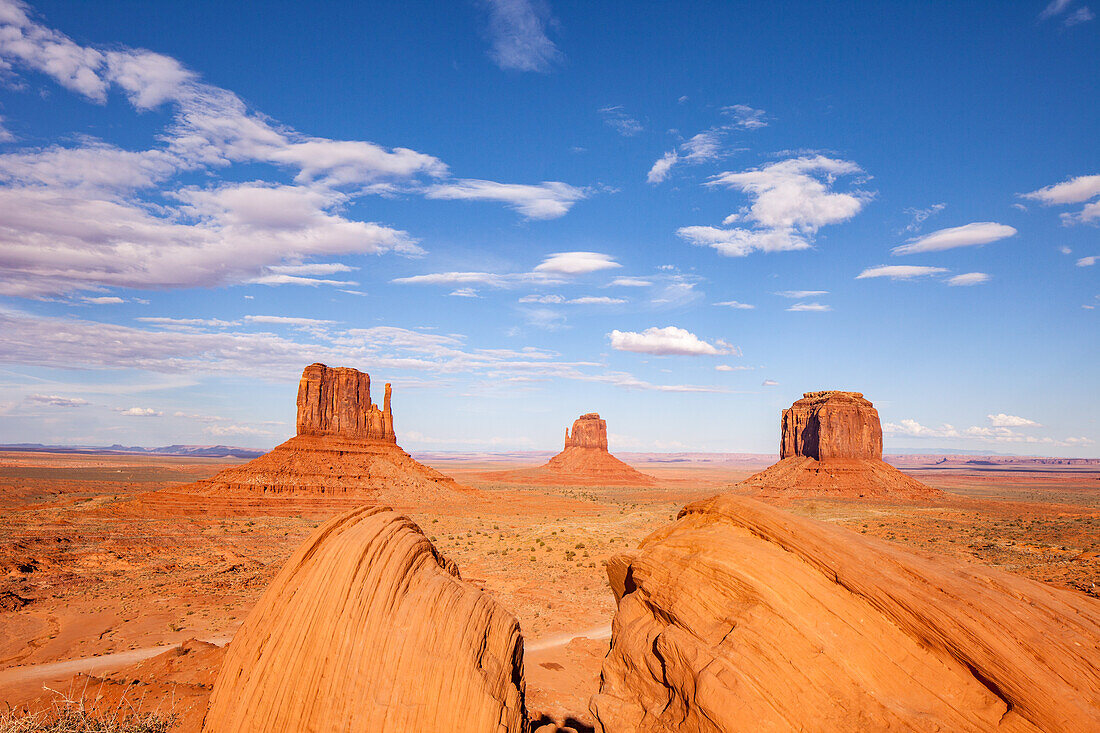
[
  {"x1": 738, "y1": 390, "x2": 941, "y2": 500},
  {"x1": 202, "y1": 505, "x2": 526, "y2": 733},
  {"x1": 493, "y1": 413, "x2": 656, "y2": 486},
  {"x1": 592, "y1": 493, "x2": 1100, "y2": 732},
  {"x1": 164, "y1": 363, "x2": 465, "y2": 507}
]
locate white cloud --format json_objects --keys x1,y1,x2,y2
[
  {"x1": 449, "y1": 288, "x2": 480, "y2": 298},
  {"x1": 265, "y1": 262, "x2": 356, "y2": 276},
  {"x1": 902, "y1": 203, "x2": 945, "y2": 233},
  {"x1": 682, "y1": 156, "x2": 870, "y2": 257},
  {"x1": 677, "y1": 225, "x2": 811, "y2": 256},
  {"x1": 946, "y1": 272, "x2": 991, "y2": 286},
  {"x1": 891, "y1": 222, "x2": 1016, "y2": 255},
  {"x1": 883, "y1": 419, "x2": 960, "y2": 438},
  {"x1": 775, "y1": 290, "x2": 827, "y2": 298},
  {"x1": 716, "y1": 364, "x2": 753, "y2": 372},
  {"x1": 599, "y1": 105, "x2": 643, "y2": 136},
  {"x1": 534, "y1": 251, "x2": 620, "y2": 275},
  {"x1": 856, "y1": 265, "x2": 949, "y2": 280},
  {"x1": 608, "y1": 326, "x2": 736, "y2": 356},
  {"x1": 1021, "y1": 174, "x2": 1100, "y2": 224},
  {"x1": 1040, "y1": 0, "x2": 1075, "y2": 18},
  {"x1": 518, "y1": 294, "x2": 565, "y2": 303},
  {"x1": 761, "y1": 379, "x2": 778, "y2": 386},
  {"x1": 425, "y1": 179, "x2": 586, "y2": 219},
  {"x1": 204, "y1": 423, "x2": 273, "y2": 437},
  {"x1": 786, "y1": 302, "x2": 831, "y2": 312},
  {"x1": 25, "y1": 393, "x2": 89, "y2": 407},
  {"x1": 81, "y1": 296, "x2": 125, "y2": 305},
  {"x1": 116, "y1": 407, "x2": 163, "y2": 417},
  {"x1": 568, "y1": 296, "x2": 625, "y2": 305},
  {"x1": 722, "y1": 104, "x2": 768, "y2": 130},
  {"x1": 242, "y1": 315, "x2": 336, "y2": 327},
  {"x1": 478, "y1": 0, "x2": 562, "y2": 72},
  {"x1": 714, "y1": 300, "x2": 755, "y2": 309},
  {"x1": 1077, "y1": 256, "x2": 1097, "y2": 267},
  {"x1": 646, "y1": 152, "x2": 679, "y2": 184},
  {"x1": 988, "y1": 413, "x2": 1040, "y2": 427},
  {"x1": 609, "y1": 277, "x2": 652, "y2": 287},
  {"x1": 1060, "y1": 246, "x2": 1073, "y2": 254}
]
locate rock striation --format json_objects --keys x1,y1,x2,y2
[
  {"x1": 591, "y1": 494, "x2": 1100, "y2": 732},
  {"x1": 491, "y1": 413, "x2": 655, "y2": 486},
  {"x1": 160, "y1": 363, "x2": 465, "y2": 510},
  {"x1": 740, "y1": 390, "x2": 939, "y2": 499},
  {"x1": 202, "y1": 505, "x2": 527, "y2": 733}
]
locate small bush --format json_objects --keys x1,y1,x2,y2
[{"x1": 0, "y1": 694, "x2": 177, "y2": 733}]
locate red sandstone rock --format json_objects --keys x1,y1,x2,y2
[
  {"x1": 592, "y1": 494, "x2": 1100, "y2": 732},
  {"x1": 490, "y1": 413, "x2": 655, "y2": 486},
  {"x1": 163, "y1": 363, "x2": 467, "y2": 507},
  {"x1": 565, "y1": 413, "x2": 608, "y2": 450},
  {"x1": 202, "y1": 505, "x2": 526, "y2": 733},
  {"x1": 781, "y1": 390, "x2": 882, "y2": 459},
  {"x1": 741, "y1": 390, "x2": 940, "y2": 500}
]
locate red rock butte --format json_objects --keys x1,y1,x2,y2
[
  {"x1": 493, "y1": 413, "x2": 655, "y2": 486},
  {"x1": 156, "y1": 363, "x2": 466, "y2": 510},
  {"x1": 739, "y1": 390, "x2": 940, "y2": 500}
]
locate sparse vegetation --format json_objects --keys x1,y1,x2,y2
[{"x1": 0, "y1": 694, "x2": 176, "y2": 733}]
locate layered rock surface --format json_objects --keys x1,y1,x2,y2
[
  {"x1": 741, "y1": 390, "x2": 939, "y2": 499},
  {"x1": 165, "y1": 363, "x2": 464, "y2": 507},
  {"x1": 491, "y1": 413, "x2": 655, "y2": 486},
  {"x1": 592, "y1": 494, "x2": 1100, "y2": 732},
  {"x1": 202, "y1": 505, "x2": 527, "y2": 733}
]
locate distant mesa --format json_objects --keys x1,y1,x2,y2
[
  {"x1": 738, "y1": 390, "x2": 940, "y2": 499},
  {"x1": 159, "y1": 363, "x2": 465, "y2": 509},
  {"x1": 202, "y1": 505, "x2": 526, "y2": 733},
  {"x1": 490, "y1": 412, "x2": 656, "y2": 486},
  {"x1": 592, "y1": 494, "x2": 1100, "y2": 732}
]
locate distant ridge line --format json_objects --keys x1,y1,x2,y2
[{"x1": 0, "y1": 443, "x2": 266, "y2": 459}]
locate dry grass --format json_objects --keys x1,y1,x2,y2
[{"x1": 0, "y1": 691, "x2": 176, "y2": 733}]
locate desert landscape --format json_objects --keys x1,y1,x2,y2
[{"x1": 1, "y1": 365, "x2": 1096, "y2": 731}]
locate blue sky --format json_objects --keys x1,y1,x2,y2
[{"x1": 0, "y1": 0, "x2": 1096, "y2": 456}]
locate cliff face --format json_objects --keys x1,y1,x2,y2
[
  {"x1": 781, "y1": 390, "x2": 882, "y2": 460},
  {"x1": 564, "y1": 413, "x2": 608, "y2": 450},
  {"x1": 592, "y1": 495, "x2": 1100, "y2": 732},
  {"x1": 203, "y1": 506, "x2": 526, "y2": 732},
  {"x1": 296, "y1": 363, "x2": 395, "y2": 443}
]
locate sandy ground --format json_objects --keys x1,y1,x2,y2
[{"x1": 1, "y1": 450, "x2": 1097, "y2": 730}]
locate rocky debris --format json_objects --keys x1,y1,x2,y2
[
  {"x1": 161, "y1": 363, "x2": 467, "y2": 506},
  {"x1": 781, "y1": 390, "x2": 882, "y2": 459},
  {"x1": 202, "y1": 505, "x2": 527, "y2": 733},
  {"x1": 592, "y1": 494, "x2": 1100, "y2": 732},
  {"x1": 564, "y1": 413, "x2": 608, "y2": 450},
  {"x1": 740, "y1": 390, "x2": 940, "y2": 499},
  {"x1": 296, "y1": 362, "x2": 395, "y2": 443},
  {"x1": 0, "y1": 590, "x2": 29, "y2": 611}
]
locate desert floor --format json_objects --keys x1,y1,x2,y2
[{"x1": 0, "y1": 450, "x2": 1097, "y2": 731}]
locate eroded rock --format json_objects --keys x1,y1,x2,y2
[
  {"x1": 591, "y1": 494, "x2": 1100, "y2": 732},
  {"x1": 202, "y1": 505, "x2": 526, "y2": 732}
]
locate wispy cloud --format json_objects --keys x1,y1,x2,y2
[
  {"x1": 1039, "y1": 0, "x2": 1094, "y2": 25},
  {"x1": 786, "y1": 302, "x2": 831, "y2": 312},
  {"x1": 478, "y1": 0, "x2": 563, "y2": 72},
  {"x1": 646, "y1": 129, "x2": 726, "y2": 184},
  {"x1": 902, "y1": 203, "x2": 945, "y2": 233},
  {"x1": 25, "y1": 393, "x2": 89, "y2": 407},
  {"x1": 946, "y1": 272, "x2": 991, "y2": 286},
  {"x1": 609, "y1": 277, "x2": 652, "y2": 287},
  {"x1": 608, "y1": 326, "x2": 737, "y2": 356},
  {"x1": 599, "y1": 105, "x2": 643, "y2": 136},
  {"x1": 714, "y1": 300, "x2": 755, "y2": 309},
  {"x1": 891, "y1": 222, "x2": 1016, "y2": 255},
  {"x1": 988, "y1": 413, "x2": 1040, "y2": 427},
  {"x1": 775, "y1": 290, "x2": 827, "y2": 298},
  {"x1": 1076, "y1": 256, "x2": 1097, "y2": 267},
  {"x1": 721, "y1": 104, "x2": 768, "y2": 130},
  {"x1": 856, "y1": 265, "x2": 949, "y2": 280},
  {"x1": 115, "y1": 406, "x2": 163, "y2": 417},
  {"x1": 716, "y1": 364, "x2": 753, "y2": 371},
  {"x1": 425, "y1": 179, "x2": 587, "y2": 219}
]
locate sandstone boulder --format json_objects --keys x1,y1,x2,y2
[
  {"x1": 591, "y1": 494, "x2": 1100, "y2": 732},
  {"x1": 565, "y1": 413, "x2": 609, "y2": 450},
  {"x1": 202, "y1": 505, "x2": 526, "y2": 732},
  {"x1": 740, "y1": 390, "x2": 940, "y2": 499}
]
